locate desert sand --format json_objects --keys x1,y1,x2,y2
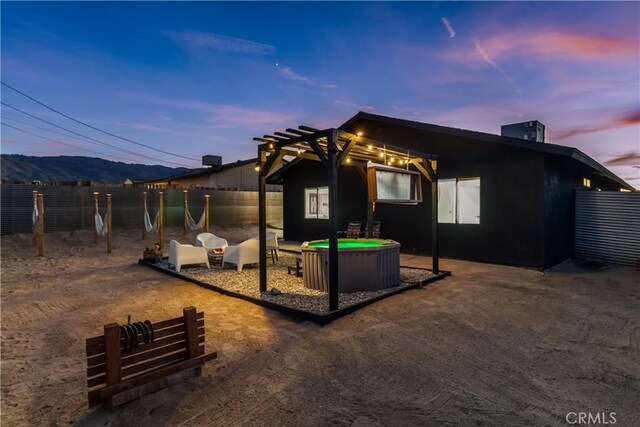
[{"x1": 1, "y1": 227, "x2": 639, "y2": 426}]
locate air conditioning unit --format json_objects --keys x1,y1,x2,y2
[{"x1": 202, "y1": 155, "x2": 222, "y2": 167}]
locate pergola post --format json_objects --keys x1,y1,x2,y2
[
  {"x1": 430, "y1": 160, "x2": 439, "y2": 273},
  {"x1": 258, "y1": 148, "x2": 268, "y2": 293},
  {"x1": 327, "y1": 131, "x2": 339, "y2": 311}
]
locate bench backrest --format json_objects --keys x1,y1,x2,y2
[{"x1": 86, "y1": 308, "x2": 204, "y2": 407}]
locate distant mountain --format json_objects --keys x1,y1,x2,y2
[{"x1": 1, "y1": 154, "x2": 190, "y2": 183}]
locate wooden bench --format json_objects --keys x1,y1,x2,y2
[{"x1": 86, "y1": 307, "x2": 217, "y2": 408}]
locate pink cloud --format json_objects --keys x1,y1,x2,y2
[
  {"x1": 604, "y1": 151, "x2": 640, "y2": 167},
  {"x1": 444, "y1": 29, "x2": 638, "y2": 64},
  {"x1": 550, "y1": 109, "x2": 640, "y2": 140}
]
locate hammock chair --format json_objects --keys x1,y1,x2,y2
[
  {"x1": 185, "y1": 199, "x2": 206, "y2": 231},
  {"x1": 143, "y1": 198, "x2": 160, "y2": 233},
  {"x1": 94, "y1": 198, "x2": 108, "y2": 237}
]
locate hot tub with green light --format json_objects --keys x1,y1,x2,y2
[{"x1": 301, "y1": 238, "x2": 401, "y2": 292}]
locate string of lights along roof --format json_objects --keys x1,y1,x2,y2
[
  {"x1": 0, "y1": 103, "x2": 193, "y2": 167},
  {"x1": 1, "y1": 81, "x2": 200, "y2": 162}
]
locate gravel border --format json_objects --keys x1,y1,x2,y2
[{"x1": 153, "y1": 252, "x2": 436, "y2": 314}]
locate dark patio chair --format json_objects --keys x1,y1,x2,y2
[
  {"x1": 364, "y1": 221, "x2": 381, "y2": 238},
  {"x1": 338, "y1": 221, "x2": 362, "y2": 238}
]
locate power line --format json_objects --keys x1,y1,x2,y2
[
  {"x1": 1, "y1": 122, "x2": 133, "y2": 162},
  {"x1": 3, "y1": 115, "x2": 107, "y2": 144},
  {"x1": 1, "y1": 81, "x2": 201, "y2": 161},
  {"x1": 1, "y1": 102, "x2": 193, "y2": 167}
]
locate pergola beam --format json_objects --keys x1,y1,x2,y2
[
  {"x1": 336, "y1": 130, "x2": 434, "y2": 161},
  {"x1": 307, "y1": 138, "x2": 329, "y2": 167},
  {"x1": 274, "y1": 131, "x2": 297, "y2": 139},
  {"x1": 285, "y1": 128, "x2": 312, "y2": 136},
  {"x1": 299, "y1": 125, "x2": 321, "y2": 133},
  {"x1": 337, "y1": 138, "x2": 357, "y2": 165},
  {"x1": 410, "y1": 158, "x2": 436, "y2": 182},
  {"x1": 262, "y1": 147, "x2": 284, "y2": 176}
]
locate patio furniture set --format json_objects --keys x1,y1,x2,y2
[{"x1": 168, "y1": 232, "x2": 279, "y2": 273}]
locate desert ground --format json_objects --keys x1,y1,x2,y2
[{"x1": 1, "y1": 227, "x2": 639, "y2": 426}]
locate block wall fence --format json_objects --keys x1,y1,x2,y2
[{"x1": 0, "y1": 185, "x2": 282, "y2": 235}]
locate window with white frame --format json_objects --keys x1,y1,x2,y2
[
  {"x1": 438, "y1": 178, "x2": 480, "y2": 224},
  {"x1": 305, "y1": 187, "x2": 329, "y2": 219}
]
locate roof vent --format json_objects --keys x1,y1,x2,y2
[
  {"x1": 501, "y1": 121, "x2": 545, "y2": 143},
  {"x1": 202, "y1": 155, "x2": 222, "y2": 167}
]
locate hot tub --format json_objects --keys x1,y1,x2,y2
[{"x1": 301, "y1": 238, "x2": 401, "y2": 293}]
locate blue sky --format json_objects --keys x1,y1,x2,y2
[{"x1": 1, "y1": 2, "x2": 639, "y2": 186}]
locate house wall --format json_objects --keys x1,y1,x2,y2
[
  {"x1": 343, "y1": 119, "x2": 547, "y2": 268},
  {"x1": 542, "y1": 154, "x2": 623, "y2": 268},
  {"x1": 152, "y1": 164, "x2": 281, "y2": 191},
  {"x1": 282, "y1": 161, "x2": 368, "y2": 242},
  {"x1": 280, "y1": 120, "x2": 549, "y2": 268}
]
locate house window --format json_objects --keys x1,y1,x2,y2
[
  {"x1": 304, "y1": 187, "x2": 329, "y2": 219},
  {"x1": 583, "y1": 178, "x2": 591, "y2": 188},
  {"x1": 438, "y1": 178, "x2": 480, "y2": 224}
]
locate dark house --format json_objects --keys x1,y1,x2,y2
[{"x1": 269, "y1": 112, "x2": 634, "y2": 269}]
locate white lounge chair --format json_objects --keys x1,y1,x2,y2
[
  {"x1": 223, "y1": 238, "x2": 260, "y2": 272},
  {"x1": 169, "y1": 240, "x2": 210, "y2": 273},
  {"x1": 195, "y1": 232, "x2": 229, "y2": 252},
  {"x1": 265, "y1": 231, "x2": 279, "y2": 264},
  {"x1": 249, "y1": 231, "x2": 279, "y2": 263}
]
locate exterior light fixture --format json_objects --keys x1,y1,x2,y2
[
  {"x1": 379, "y1": 152, "x2": 384, "y2": 158},
  {"x1": 254, "y1": 163, "x2": 260, "y2": 171},
  {"x1": 268, "y1": 142, "x2": 274, "y2": 149},
  {"x1": 389, "y1": 157, "x2": 394, "y2": 163},
  {"x1": 367, "y1": 144, "x2": 372, "y2": 151},
  {"x1": 346, "y1": 157, "x2": 351, "y2": 163},
  {"x1": 357, "y1": 131, "x2": 363, "y2": 137}
]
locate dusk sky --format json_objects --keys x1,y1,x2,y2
[{"x1": 1, "y1": 2, "x2": 639, "y2": 187}]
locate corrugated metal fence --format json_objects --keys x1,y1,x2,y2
[
  {"x1": 575, "y1": 190, "x2": 640, "y2": 268},
  {"x1": 1, "y1": 185, "x2": 282, "y2": 235}
]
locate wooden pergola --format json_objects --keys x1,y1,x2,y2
[{"x1": 255, "y1": 126, "x2": 439, "y2": 312}]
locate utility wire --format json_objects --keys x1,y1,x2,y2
[
  {"x1": 1, "y1": 102, "x2": 193, "y2": 167},
  {"x1": 3, "y1": 115, "x2": 108, "y2": 145},
  {"x1": 1, "y1": 81, "x2": 200, "y2": 161},
  {"x1": 1, "y1": 122, "x2": 134, "y2": 162}
]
